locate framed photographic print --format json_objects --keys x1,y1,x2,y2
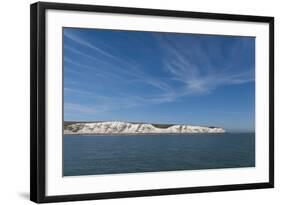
[{"x1": 30, "y1": 2, "x2": 274, "y2": 203}]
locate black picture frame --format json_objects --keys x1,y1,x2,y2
[{"x1": 30, "y1": 1, "x2": 274, "y2": 203}]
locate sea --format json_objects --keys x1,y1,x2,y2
[{"x1": 63, "y1": 133, "x2": 255, "y2": 176}]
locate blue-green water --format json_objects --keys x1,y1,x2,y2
[{"x1": 63, "y1": 133, "x2": 255, "y2": 176}]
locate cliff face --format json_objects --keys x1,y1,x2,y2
[{"x1": 64, "y1": 121, "x2": 225, "y2": 135}]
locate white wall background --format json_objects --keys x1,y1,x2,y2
[{"x1": 0, "y1": 0, "x2": 279, "y2": 204}]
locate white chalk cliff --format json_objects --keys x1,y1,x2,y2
[{"x1": 64, "y1": 121, "x2": 225, "y2": 135}]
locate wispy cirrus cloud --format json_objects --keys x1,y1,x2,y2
[
  {"x1": 64, "y1": 30, "x2": 118, "y2": 60},
  {"x1": 64, "y1": 32, "x2": 175, "y2": 95},
  {"x1": 155, "y1": 34, "x2": 255, "y2": 95}
]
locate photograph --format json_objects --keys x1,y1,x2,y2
[{"x1": 63, "y1": 27, "x2": 256, "y2": 176}]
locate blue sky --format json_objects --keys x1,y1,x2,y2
[{"x1": 63, "y1": 28, "x2": 255, "y2": 132}]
